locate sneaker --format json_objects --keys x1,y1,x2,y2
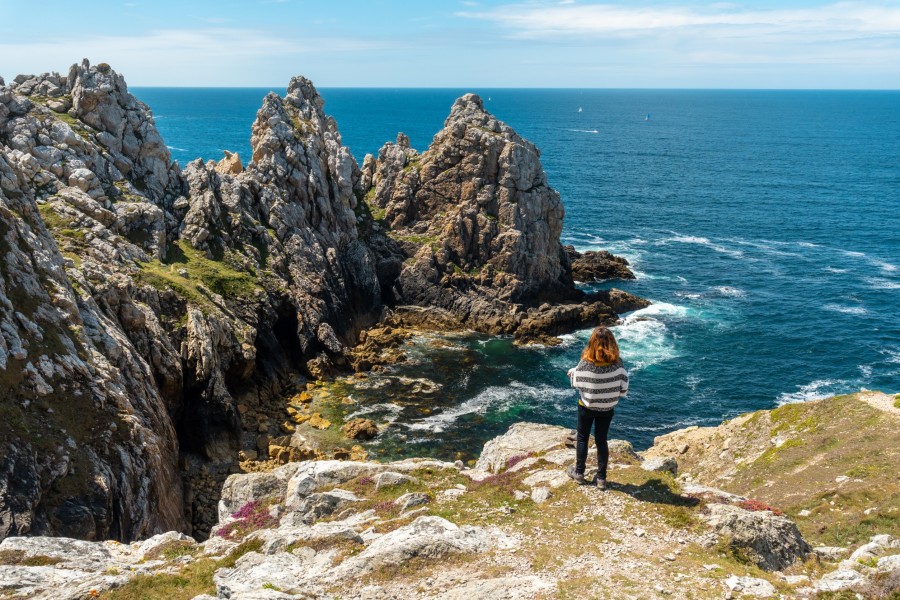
[
  {"x1": 595, "y1": 478, "x2": 608, "y2": 491},
  {"x1": 567, "y1": 466, "x2": 586, "y2": 485}
]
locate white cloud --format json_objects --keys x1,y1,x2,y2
[
  {"x1": 458, "y1": 2, "x2": 900, "y2": 38},
  {"x1": 0, "y1": 29, "x2": 390, "y2": 85}
]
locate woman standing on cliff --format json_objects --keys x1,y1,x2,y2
[{"x1": 567, "y1": 327, "x2": 629, "y2": 490}]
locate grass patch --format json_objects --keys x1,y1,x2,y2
[
  {"x1": 387, "y1": 233, "x2": 438, "y2": 245},
  {"x1": 101, "y1": 558, "x2": 217, "y2": 600},
  {"x1": 0, "y1": 550, "x2": 63, "y2": 566},
  {"x1": 142, "y1": 541, "x2": 197, "y2": 562},
  {"x1": 103, "y1": 538, "x2": 265, "y2": 600},
  {"x1": 136, "y1": 240, "x2": 259, "y2": 306}
]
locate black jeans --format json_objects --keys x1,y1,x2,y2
[{"x1": 575, "y1": 404, "x2": 615, "y2": 479}]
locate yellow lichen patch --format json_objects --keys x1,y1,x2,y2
[{"x1": 308, "y1": 413, "x2": 331, "y2": 430}]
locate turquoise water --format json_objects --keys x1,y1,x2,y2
[{"x1": 135, "y1": 87, "x2": 900, "y2": 455}]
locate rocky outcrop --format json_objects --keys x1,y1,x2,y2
[
  {"x1": 361, "y1": 94, "x2": 647, "y2": 343},
  {"x1": 5, "y1": 418, "x2": 887, "y2": 599},
  {"x1": 701, "y1": 503, "x2": 811, "y2": 571},
  {"x1": 564, "y1": 245, "x2": 636, "y2": 282},
  {"x1": 1, "y1": 60, "x2": 644, "y2": 545},
  {"x1": 1, "y1": 64, "x2": 184, "y2": 542}
]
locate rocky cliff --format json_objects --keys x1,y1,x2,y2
[
  {"x1": 1, "y1": 392, "x2": 896, "y2": 599},
  {"x1": 0, "y1": 61, "x2": 643, "y2": 544},
  {"x1": 360, "y1": 93, "x2": 647, "y2": 342}
]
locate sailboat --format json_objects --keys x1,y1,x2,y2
[
  {"x1": 578, "y1": 107, "x2": 583, "y2": 113},
  {"x1": 645, "y1": 113, "x2": 651, "y2": 121}
]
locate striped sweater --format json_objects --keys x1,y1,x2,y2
[{"x1": 568, "y1": 359, "x2": 629, "y2": 411}]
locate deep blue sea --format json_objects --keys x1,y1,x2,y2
[{"x1": 134, "y1": 87, "x2": 900, "y2": 457}]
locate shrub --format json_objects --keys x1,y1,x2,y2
[
  {"x1": 738, "y1": 498, "x2": 784, "y2": 516},
  {"x1": 215, "y1": 500, "x2": 277, "y2": 541},
  {"x1": 506, "y1": 452, "x2": 534, "y2": 469}
]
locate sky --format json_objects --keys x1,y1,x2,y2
[{"x1": 3, "y1": 1, "x2": 900, "y2": 88}]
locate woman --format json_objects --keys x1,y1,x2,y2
[{"x1": 567, "y1": 326, "x2": 629, "y2": 490}]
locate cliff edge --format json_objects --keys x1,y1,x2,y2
[
  {"x1": 0, "y1": 61, "x2": 645, "y2": 543},
  {"x1": 0, "y1": 392, "x2": 896, "y2": 599}
]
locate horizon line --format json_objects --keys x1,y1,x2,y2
[{"x1": 129, "y1": 85, "x2": 900, "y2": 92}]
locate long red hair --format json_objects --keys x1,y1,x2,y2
[{"x1": 581, "y1": 326, "x2": 621, "y2": 365}]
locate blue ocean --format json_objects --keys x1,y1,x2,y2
[{"x1": 134, "y1": 87, "x2": 900, "y2": 457}]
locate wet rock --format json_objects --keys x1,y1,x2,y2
[
  {"x1": 564, "y1": 245, "x2": 636, "y2": 282},
  {"x1": 342, "y1": 417, "x2": 379, "y2": 440},
  {"x1": 307, "y1": 413, "x2": 332, "y2": 430}
]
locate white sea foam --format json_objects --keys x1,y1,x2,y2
[
  {"x1": 674, "y1": 291, "x2": 703, "y2": 300},
  {"x1": 403, "y1": 382, "x2": 569, "y2": 433},
  {"x1": 777, "y1": 379, "x2": 847, "y2": 405},
  {"x1": 663, "y1": 235, "x2": 745, "y2": 259},
  {"x1": 684, "y1": 374, "x2": 703, "y2": 391},
  {"x1": 628, "y1": 417, "x2": 710, "y2": 432},
  {"x1": 610, "y1": 303, "x2": 688, "y2": 371},
  {"x1": 875, "y1": 261, "x2": 897, "y2": 273},
  {"x1": 346, "y1": 402, "x2": 404, "y2": 422},
  {"x1": 865, "y1": 277, "x2": 900, "y2": 290},
  {"x1": 859, "y1": 365, "x2": 873, "y2": 378},
  {"x1": 713, "y1": 286, "x2": 746, "y2": 298},
  {"x1": 825, "y1": 267, "x2": 848, "y2": 274},
  {"x1": 566, "y1": 128, "x2": 600, "y2": 134},
  {"x1": 166, "y1": 145, "x2": 187, "y2": 152},
  {"x1": 882, "y1": 348, "x2": 900, "y2": 364},
  {"x1": 822, "y1": 304, "x2": 867, "y2": 315}
]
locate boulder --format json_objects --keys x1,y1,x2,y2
[
  {"x1": 215, "y1": 150, "x2": 243, "y2": 174},
  {"x1": 641, "y1": 456, "x2": 678, "y2": 476},
  {"x1": 136, "y1": 531, "x2": 196, "y2": 560},
  {"x1": 813, "y1": 546, "x2": 848, "y2": 561},
  {"x1": 214, "y1": 551, "x2": 311, "y2": 599},
  {"x1": 815, "y1": 569, "x2": 867, "y2": 592},
  {"x1": 342, "y1": 418, "x2": 379, "y2": 440},
  {"x1": 475, "y1": 422, "x2": 570, "y2": 473},
  {"x1": 530, "y1": 487, "x2": 553, "y2": 504},
  {"x1": 218, "y1": 473, "x2": 289, "y2": 523},
  {"x1": 333, "y1": 516, "x2": 493, "y2": 578},
  {"x1": 293, "y1": 489, "x2": 359, "y2": 524},
  {"x1": 724, "y1": 575, "x2": 777, "y2": 597},
  {"x1": 564, "y1": 246, "x2": 636, "y2": 282},
  {"x1": 877, "y1": 554, "x2": 900, "y2": 573},
  {"x1": 375, "y1": 472, "x2": 417, "y2": 490},
  {"x1": 608, "y1": 439, "x2": 640, "y2": 462},
  {"x1": 702, "y1": 504, "x2": 811, "y2": 571},
  {"x1": 395, "y1": 492, "x2": 430, "y2": 512}
]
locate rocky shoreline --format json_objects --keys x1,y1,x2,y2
[
  {"x1": 1, "y1": 392, "x2": 897, "y2": 599},
  {"x1": 0, "y1": 60, "x2": 645, "y2": 542}
]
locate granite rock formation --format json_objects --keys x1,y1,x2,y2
[
  {"x1": 361, "y1": 93, "x2": 646, "y2": 342},
  {"x1": 0, "y1": 60, "x2": 644, "y2": 544}
]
